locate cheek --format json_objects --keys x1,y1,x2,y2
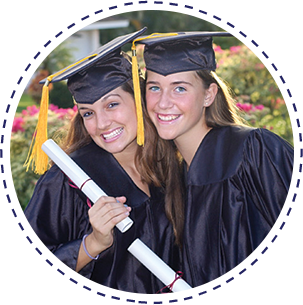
[
  {"x1": 145, "y1": 93, "x2": 156, "y2": 112},
  {"x1": 182, "y1": 94, "x2": 204, "y2": 113},
  {"x1": 82, "y1": 120, "x2": 95, "y2": 135}
]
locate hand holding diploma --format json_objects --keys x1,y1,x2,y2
[
  {"x1": 87, "y1": 195, "x2": 131, "y2": 250},
  {"x1": 76, "y1": 195, "x2": 131, "y2": 271}
]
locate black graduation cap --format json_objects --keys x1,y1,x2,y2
[
  {"x1": 26, "y1": 27, "x2": 147, "y2": 175},
  {"x1": 135, "y1": 31, "x2": 232, "y2": 76},
  {"x1": 40, "y1": 27, "x2": 147, "y2": 104}
]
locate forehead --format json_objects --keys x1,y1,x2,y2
[
  {"x1": 146, "y1": 70, "x2": 200, "y2": 83},
  {"x1": 77, "y1": 85, "x2": 134, "y2": 107}
]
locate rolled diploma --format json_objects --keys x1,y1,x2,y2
[
  {"x1": 128, "y1": 238, "x2": 192, "y2": 292},
  {"x1": 42, "y1": 139, "x2": 133, "y2": 233}
]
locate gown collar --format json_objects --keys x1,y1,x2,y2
[{"x1": 186, "y1": 125, "x2": 253, "y2": 186}]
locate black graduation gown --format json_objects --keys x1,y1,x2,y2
[
  {"x1": 25, "y1": 141, "x2": 179, "y2": 293},
  {"x1": 181, "y1": 125, "x2": 293, "y2": 287}
]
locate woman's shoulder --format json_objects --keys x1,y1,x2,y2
[
  {"x1": 242, "y1": 127, "x2": 294, "y2": 168},
  {"x1": 39, "y1": 163, "x2": 68, "y2": 185},
  {"x1": 188, "y1": 125, "x2": 292, "y2": 185},
  {"x1": 214, "y1": 124, "x2": 254, "y2": 140},
  {"x1": 212, "y1": 125, "x2": 292, "y2": 150}
]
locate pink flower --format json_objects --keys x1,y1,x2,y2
[
  {"x1": 49, "y1": 104, "x2": 59, "y2": 112},
  {"x1": 271, "y1": 98, "x2": 285, "y2": 109},
  {"x1": 255, "y1": 63, "x2": 265, "y2": 70},
  {"x1": 230, "y1": 46, "x2": 241, "y2": 53},
  {"x1": 214, "y1": 45, "x2": 223, "y2": 53},
  {"x1": 237, "y1": 102, "x2": 252, "y2": 112},
  {"x1": 276, "y1": 98, "x2": 284, "y2": 105},
  {"x1": 12, "y1": 117, "x2": 25, "y2": 132},
  {"x1": 237, "y1": 103, "x2": 265, "y2": 113},
  {"x1": 254, "y1": 105, "x2": 264, "y2": 111},
  {"x1": 25, "y1": 105, "x2": 39, "y2": 116},
  {"x1": 48, "y1": 104, "x2": 78, "y2": 119}
]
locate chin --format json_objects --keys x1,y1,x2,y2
[{"x1": 157, "y1": 131, "x2": 176, "y2": 141}]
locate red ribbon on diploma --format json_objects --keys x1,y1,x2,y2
[{"x1": 156, "y1": 271, "x2": 183, "y2": 294}]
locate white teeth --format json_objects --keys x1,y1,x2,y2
[
  {"x1": 103, "y1": 128, "x2": 123, "y2": 139},
  {"x1": 158, "y1": 114, "x2": 180, "y2": 121}
]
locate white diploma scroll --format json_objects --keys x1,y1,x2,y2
[
  {"x1": 42, "y1": 139, "x2": 133, "y2": 233},
  {"x1": 128, "y1": 238, "x2": 192, "y2": 292}
]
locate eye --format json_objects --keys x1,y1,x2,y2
[
  {"x1": 148, "y1": 85, "x2": 160, "y2": 92},
  {"x1": 81, "y1": 110, "x2": 94, "y2": 118},
  {"x1": 175, "y1": 86, "x2": 186, "y2": 93},
  {"x1": 107, "y1": 102, "x2": 119, "y2": 109}
]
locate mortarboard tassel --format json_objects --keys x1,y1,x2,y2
[
  {"x1": 24, "y1": 54, "x2": 98, "y2": 175},
  {"x1": 24, "y1": 78, "x2": 51, "y2": 175},
  {"x1": 131, "y1": 44, "x2": 145, "y2": 147},
  {"x1": 131, "y1": 33, "x2": 178, "y2": 147}
]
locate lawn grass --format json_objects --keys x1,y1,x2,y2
[{"x1": 17, "y1": 93, "x2": 35, "y2": 113}]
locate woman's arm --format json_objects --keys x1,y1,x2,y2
[
  {"x1": 76, "y1": 196, "x2": 131, "y2": 272},
  {"x1": 243, "y1": 128, "x2": 294, "y2": 225},
  {"x1": 25, "y1": 166, "x2": 132, "y2": 275}
]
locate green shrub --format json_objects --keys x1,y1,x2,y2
[
  {"x1": 49, "y1": 82, "x2": 74, "y2": 109},
  {"x1": 11, "y1": 104, "x2": 77, "y2": 209},
  {"x1": 214, "y1": 44, "x2": 293, "y2": 145}
]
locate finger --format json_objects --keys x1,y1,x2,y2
[
  {"x1": 101, "y1": 203, "x2": 130, "y2": 220},
  {"x1": 92, "y1": 206, "x2": 130, "y2": 234},
  {"x1": 115, "y1": 196, "x2": 127, "y2": 204},
  {"x1": 89, "y1": 202, "x2": 129, "y2": 224},
  {"x1": 103, "y1": 208, "x2": 131, "y2": 229},
  {"x1": 115, "y1": 197, "x2": 131, "y2": 214},
  {"x1": 91, "y1": 196, "x2": 122, "y2": 212}
]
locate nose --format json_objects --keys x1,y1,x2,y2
[
  {"x1": 96, "y1": 111, "x2": 112, "y2": 130},
  {"x1": 158, "y1": 91, "x2": 174, "y2": 110}
]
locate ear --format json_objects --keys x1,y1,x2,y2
[{"x1": 204, "y1": 83, "x2": 218, "y2": 107}]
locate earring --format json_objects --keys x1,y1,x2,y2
[{"x1": 205, "y1": 102, "x2": 209, "y2": 106}]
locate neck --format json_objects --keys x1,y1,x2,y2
[
  {"x1": 175, "y1": 126, "x2": 212, "y2": 169},
  {"x1": 113, "y1": 143, "x2": 137, "y2": 170},
  {"x1": 114, "y1": 145, "x2": 151, "y2": 197}
]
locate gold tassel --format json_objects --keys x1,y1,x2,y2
[
  {"x1": 24, "y1": 78, "x2": 51, "y2": 175},
  {"x1": 131, "y1": 33, "x2": 179, "y2": 147},
  {"x1": 131, "y1": 45, "x2": 145, "y2": 146},
  {"x1": 24, "y1": 53, "x2": 98, "y2": 175}
]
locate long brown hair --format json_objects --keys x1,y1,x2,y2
[
  {"x1": 196, "y1": 70, "x2": 246, "y2": 127},
  {"x1": 161, "y1": 70, "x2": 247, "y2": 248}
]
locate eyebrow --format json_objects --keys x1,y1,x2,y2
[
  {"x1": 77, "y1": 105, "x2": 90, "y2": 111},
  {"x1": 77, "y1": 93, "x2": 122, "y2": 110},
  {"x1": 146, "y1": 80, "x2": 160, "y2": 85},
  {"x1": 171, "y1": 81, "x2": 193, "y2": 86},
  {"x1": 102, "y1": 93, "x2": 121, "y2": 101},
  {"x1": 146, "y1": 80, "x2": 193, "y2": 86}
]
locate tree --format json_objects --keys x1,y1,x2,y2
[
  {"x1": 100, "y1": 11, "x2": 240, "y2": 49},
  {"x1": 39, "y1": 40, "x2": 76, "y2": 73},
  {"x1": 27, "y1": 40, "x2": 76, "y2": 107}
]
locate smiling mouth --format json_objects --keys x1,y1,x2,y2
[
  {"x1": 157, "y1": 114, "x2": 181, "y2": 122},
  {"x1": 102, "y1": 127, "x2": 123, "y2": 140}
]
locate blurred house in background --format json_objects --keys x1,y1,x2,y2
[{"x1": 67, "y1": 17, "x2": 130, "y2": 60}]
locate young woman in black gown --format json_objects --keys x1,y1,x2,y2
[
  {"x1": 24, "y1": 29, "x2": 181, "y2": 293},
  {"x1": 140, "y1": 31, "x2": 293, "y2": 287}
]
